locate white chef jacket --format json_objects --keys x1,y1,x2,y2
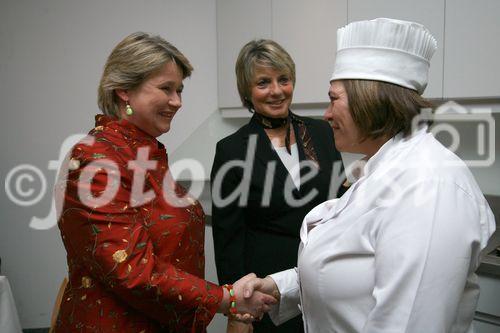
[{"x1": 269, "y1": 127, "x2": 496, "y2": 333}]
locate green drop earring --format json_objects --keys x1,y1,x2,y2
[{"x1": 125, "y1": 102, "x2": 133, "y2": 116}]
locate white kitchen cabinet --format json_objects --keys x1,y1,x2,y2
[
  {"x1": 347, "y1": 0, "x2": 445, "y2": 99},
  {"x1": 474, "y1": 320, "x2": 500, "y2": 333},
  {"x1": 272, "y1": 0, "x2": 347, "y2": 104},
  {"x1": 476, "y1": 274, "x2": 500, "y2": 317},
  {"x1": 473, "y1": 273, "x2": 500, "y2": 333},
  {"x1": 217, "y1": 0, "x2": 500, "y2": 112},
  {"x1": 217, "y1": 0, "x2": 347, "y2": 109},
  {"x1": 216, "y1": 0, "x2": 272, "y2": 108},
  {"x1": 443, "y1": 0, "x2": 500, "y2": 98}
]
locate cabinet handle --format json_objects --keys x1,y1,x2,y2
[{"x1": 475, "y1": 311, "x2": 500, "y2": 326}]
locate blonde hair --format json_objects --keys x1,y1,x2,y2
[
  {"x1": 235, "y1": 39, "x2": 295, "y2": 110},
  {"x1": 97, "y1": 32, "x2": 193, "y2": 117}
]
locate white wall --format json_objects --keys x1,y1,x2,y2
[{"x1": 0, "y1": 0, "x2": 225, "y2": 330}]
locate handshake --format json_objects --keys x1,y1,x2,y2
[{"x1": 218, "y1": 273, "x2": 280, "y2": 323}]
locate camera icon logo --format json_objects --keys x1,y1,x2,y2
[{"x1": 412, "y1": 101, "x2": 495, "y2": 167}]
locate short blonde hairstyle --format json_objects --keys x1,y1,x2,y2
[
  {"x1": 235, "y1": 39, "x2": 295, "y2": 110},
  {"x1": 97, "y1": 32, "x2": 193, "y2": 118}
]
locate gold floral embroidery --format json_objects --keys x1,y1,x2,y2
[
  {"x1": 92, "y1": 153, "x2": 107, "y2": 159},
  {"x1": 57, "y1": 116, "x2": 216, "y2": 330},
  {"x1": 112, "y1": 250, "x2": 128, "y2": 263},
  {"x1": 82, "y1": 276, "x2": 92, "y2": 288}
]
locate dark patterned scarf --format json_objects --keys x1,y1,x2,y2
[{"x1": 254, "y1": 111, "x2": 319, "y2": 167}]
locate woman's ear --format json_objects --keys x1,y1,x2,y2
[{"x1": 115, "y1": 89, "x2": 129, "y2": 102}]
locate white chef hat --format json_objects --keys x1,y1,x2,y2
[{"x1": 330, "y1": 18, "x2": 437, "y2": 94}]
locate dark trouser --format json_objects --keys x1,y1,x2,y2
[{"x1": 253, "y1": 313, "x2": 304, "y2": 333}]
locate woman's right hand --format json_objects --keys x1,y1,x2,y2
[
  {"x1": 241, "y1": 275, "x2": 280, "y2": 302},
  {"x1": 227, "y1": 320, "x2": 253, "y2": 333},
  {"x1": 233, "y1": 273, "x2": 277, "y2": 318}
]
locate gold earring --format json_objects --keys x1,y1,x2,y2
[{"x1": 125, "y1": 102, "x2": 133, "y2": 115}]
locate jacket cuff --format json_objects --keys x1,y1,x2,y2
[
  {"x1": 268, "y1": 268, "x2": 301, "y2": 325},
  {"x1": 194, "y1": 282, "x2": 224, "y2": 328}
]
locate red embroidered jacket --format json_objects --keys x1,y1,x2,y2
[{"x1": 55, "y1": 115, "x2": 222, "y2": 332}]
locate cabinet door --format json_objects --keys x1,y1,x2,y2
[
  {"x1": 217, "y1": 0, "x2": 272, "y2": 108},
  {"x1": 477, "y1": 274, "x2": 500, "y2": 317},
  {"x1": 348, "y1": 0, "x2": 445, "y2": 99},
  {"x1": 272, "y1": 0, "x2": 348, "y2": 104},
  {"x1": 443, "y1": 0, "x2": 500, "y2": 98},
  {"x1": 472, "y1": 274, "x2": 500, "y2": 333},
  {"x1": 473, "y1": 320, "x2": 500, "y2": 333}
]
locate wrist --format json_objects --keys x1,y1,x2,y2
[
  {"x1": 264, "y1": 276, "x2": 280, "y2": 302},
  {"x1": 217, "y1": 285, "x2": 230, "y2": 314},
  {"x1": 223, "y1": 284, "x2": 237, "y2": 315}
]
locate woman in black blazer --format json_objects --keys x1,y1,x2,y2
[{"x1": 211, "y1": 39, "x2": 345, "y2": 333}]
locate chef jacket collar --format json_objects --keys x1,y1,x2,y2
[
  {"x1": 299, "y1": 125, "x2": 429, "y2": 245},
  {"x1": 300, "y1": 198, "x2": 338, "y2": 244},
  {"x1": 362, "y1": 125, "x2": 429, "y2": 179},
  {"x1": 300, "y1": 179, "x2": 360, "y2": 244}
]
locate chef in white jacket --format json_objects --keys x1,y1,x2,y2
[{"x1": 240, "y1": 18, "x2": 496, "y2": 333}]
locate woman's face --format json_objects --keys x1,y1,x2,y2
[
  {"x1": 324, "y1": 81, "x2": 364, "y2": 154},
  {"x1": 119, "y1": 61, "x2": 183, "y2": 137},
  {"x1": 249, "y1": 66, "x2": 293, "y2": 118},
  {"x1": 324, "y1": 81, "x2": 388, "y2": 157}
]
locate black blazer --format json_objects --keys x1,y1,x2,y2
[{"x1": 211, "y1": 114, "x2": 344, "y2": 286}]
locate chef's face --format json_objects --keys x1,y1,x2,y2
[
  {"x1": 324, "y1": 81, "x2": 364, "y2": 153},
  {"x1": 324, "y1": 80, "x2": 390, "y2": 158},
  {"x1": 119, "y1": 61, "x2": 183, "y2": 137},
  {"x1": 249, "y1": 66, "x2": 293, "y2": 118}
]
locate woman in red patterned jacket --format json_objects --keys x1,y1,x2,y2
[{"x1": 54, "y1": 32, "x2": 275, "y2": 333}]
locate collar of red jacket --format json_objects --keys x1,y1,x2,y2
[{"x1": 93, "y1": 114, "x2": 166, "y2": 153}]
